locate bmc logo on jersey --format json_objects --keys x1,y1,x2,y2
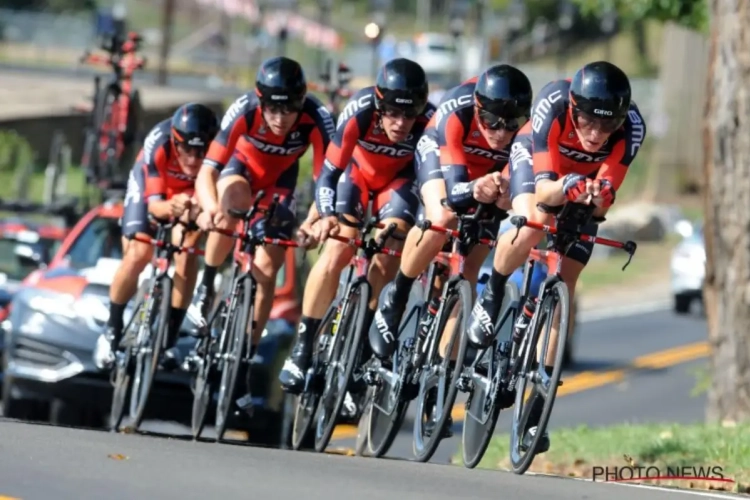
[
  {"x1": 627, "y1": 109, "x2": 645, "y2": 157},
  {"x1": 359, "y1": 140, "x2": 412, "y2": 157},
  {"x1": 558, "y1": 145, "x2": 609, "y2": 163},
  {"x1": 143, "y1": 127, "x2": 164, "y2": 164},
  {"x1": 222, "y1": 94, "x2": 250, "y2": 131},
  {"x1": 435, "y1": 94, "x2": 472, "y2": 126},
  {"x1": 248, "y1": 136, "x2": 305, "y2": 156},
  {"x1": 463, "y1": 146, "x2": 508, "y2": 163},
  {"x1": 532, "y1": 90, "x2": 563, "y2": 134},
  {"x1": 338, "y1": 94, "x2": 372, "y2": 129}
]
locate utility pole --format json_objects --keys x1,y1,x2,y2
[{"x1": 157, "y1": 0, "x2": 176, "y2": 86}]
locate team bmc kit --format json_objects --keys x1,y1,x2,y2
[{"x1": 96, "y1": 56, "x2": 644, "y2": 473}]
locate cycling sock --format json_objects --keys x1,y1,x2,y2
[
  {"x1": 297, "y1": 316, "x2": 321, "y2": 349},
  {"x1": 393, "y1": 270, "x2": 415, "y2": 303},
  {"x1": 487, "y1": 268, "x2": 510, "y2": 297},
  {"x1": 107, "y1": 301, "x2": 127, "y2": 332},
  {"x1": 167, "y1": 307, "x2": 187, "y2": 348},
  {"x1": 201, "y1": 265, "x2": 218, "y2": 290}
]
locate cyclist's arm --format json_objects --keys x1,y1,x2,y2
[
  {"x1": 143, "y1": 143, "x2": 174, "y2": 219},
  {"x1": 315, "y1": 112, "x2": 360, "y2": 217},
  {"x1": 531, "y1": 118, "x2": 566, "y2": 205},
  {"x1": 440, "y1": 114, "x2": 474, "y2": 207},
  {"x1": 199, "y1": 95, "x2": 252, "y2": 211}
]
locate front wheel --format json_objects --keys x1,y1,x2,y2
[
  {"x1": 412, "y1": 279, "x2": 472, "y2": 463},
  {"x1": 509, "y1": 280, "x2": 569, "y2": 474}
]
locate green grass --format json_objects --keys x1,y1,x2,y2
[
  {"x1": 461, "y1": 422, "x2": 750, "y2": 494},
  {"x1": 0, "y1": 166, "x2": 85, "y2": 204}
]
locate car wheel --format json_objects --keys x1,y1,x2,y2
[
  {"x1": 674, "y1": 294, "x2": 692, "y2": 314},
  {"x1": 49, "y1": 398, "x2": 106, "y2": 429},
  {"x1": 1, "y1": 379, "x2": 46, "y2": 421}
]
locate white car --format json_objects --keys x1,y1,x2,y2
[{"x1": 670, "y1": 221, "x2": 705, "y2": 314}]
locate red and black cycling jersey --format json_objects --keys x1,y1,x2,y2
[
  {"x1": 315, "y1": 86, "x2": 436, "y2": 217},
  {"x1": 425, "y1": 76, "x2": 512, "y2": 207},
  {"x1": 139, "y1": 119, "x2": 195, "y2": 201},
  {"x1": 203, "y1": 91, "x2": 335, "y2": 186},
  {"x1": 523, "y1": 79, "x2": 647, "y2": 189}
]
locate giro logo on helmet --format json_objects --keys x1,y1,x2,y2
[
  {"x1": 395, "y1": 98, "x2": 413, "y2": 104},
  {"x1": 271, "y1": 95, "x2": 288, "y2": 100},
  {"x1": 593, "y1": 109, "x2": 613, "y2": 116}
]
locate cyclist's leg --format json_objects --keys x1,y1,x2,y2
[
  {"x1": 467, "y1": 137, "x2": 548, "y2": 348},
  {"x1": 279, "y1": 162, "x2": 363, "y2": 393},
  {"x1": 97, "y1": 167, "x2": 154, "y2": 368},
  {"x1": 162, "y1": 219, "x2": 204, "y2": 367},
  {"x1": 371, "y1": 139, "x2": 457, "y2": 354},
  {"x1": 194, "y1": 155, "x2": 253, "y2": 325},
  {"x1": 247, "y1": 164, "x2": 300, "y2": 349}
]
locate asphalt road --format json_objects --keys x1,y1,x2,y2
[
  {"x1": 329, "y1": 309, "x2": 709, "y2": 464},
  {"x1": 0, "y1": 309, "x2": 719, "y2": 500}
]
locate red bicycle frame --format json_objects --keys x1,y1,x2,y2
[
  {"x1": 210, "y1": 223, "x2": 300, "y2": 275},
  {"x1": 427, "y1": 222, "x2": 497, "y2": 277},
  {"x1": 327, "y1": 221, "x2": 403, "y2": 275}
]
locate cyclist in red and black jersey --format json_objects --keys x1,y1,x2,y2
[
  {"x1": 369, "y1": 64, "x2": 533, "y2": 362},
  {"x1": 96, "y1": 103, "x2": 219, "y2": 370},
  {"x1": 194, "y1": 57, "x2": 334, "y2": 368},
  {"x1": 279, "y1": 58, "x2": 435, "y2": 394},
  {"x1": 468, "y1": 61, "x2": 647, "y2": 454}
]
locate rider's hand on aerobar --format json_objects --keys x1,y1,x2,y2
[
  {"x1": 170, "y1": 193, "x2": 192, "y2": 217},
  {"x1": 313, "y1": 215, "x2": 340, "y2": 242},
  {"x1": 473, "y1": 171, "x2": 509, "y2": 204},
  {"x1": 297, "y1": 218, "x2": 320, "y2": 249}
]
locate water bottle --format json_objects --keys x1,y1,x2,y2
[
  {"x1": 418, "y1": 296, "x2": 441, "y2": 340},
  {"x1": 512, "y1": 297, "x2": 537, "y2": 343}
]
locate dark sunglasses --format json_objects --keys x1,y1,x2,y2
[
  {"x1": 381, "y1": 104, "x2": 420, "y2": 120},
  {"x1": 176, "y1": 142, "x2": 207, "y2": 158},
  {"x1": 574, "y1": 111, "x2": 624, "y2": 134},
  {"x1": 477, "y1": 108, "x2": 527, "y2": 132},
  {"x1": 263, "y1": 102, "x2": 303, "y2": 115}
]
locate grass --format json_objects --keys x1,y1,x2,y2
[
  {"x1": 0, "y1": 166, "x2": 86, "y2": 204},
  {"x1": 460, "y1": 422, "x2": 750, "y2": 494}
]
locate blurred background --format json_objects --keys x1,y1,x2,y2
[{"x1": 0, "y1": 0, "x2": 710, "y2": 447}]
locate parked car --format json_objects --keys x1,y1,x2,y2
[
  {"x1": 1, "y1": 195, "x2": 300, "y2": 447},
  {"x1": 477, "y1": 220, "x2": 579, "y2": 367},
  {"x1": 670, "y1": 220, "x2": 705, "y2": 314}
]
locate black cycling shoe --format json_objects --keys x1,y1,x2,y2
[
  {"x1": 370, "y1": 284, "x2": 407, "y2": 360},
  {"x1": 279, "y1": 344, "x2": 312, "y2": 395},
  {"x1": 466, "y1": 288, "x2": 504, "y2": 349},
  {"x1": 160, "y1": 346, "x2": 183, "y2": 371}
]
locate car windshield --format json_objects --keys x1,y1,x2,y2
[
  {"x1": 63, "y1": 216, "x2": 124, "y2": 270},
  {"x1": 0, "y1": 235, "x2": 61, "y2": 281}
]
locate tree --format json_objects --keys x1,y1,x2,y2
[{"x1": 702, "y1": 0, "x2": 750, "y2": 423}]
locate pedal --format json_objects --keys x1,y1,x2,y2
[
  {"x1": 456, "y1": 372, "x2": 473, "y2": 393},
  {"x1": 235, "y1": 393, "x2": 254, "y2": 417},
  {"x1": 363, "y1": 366, "x2": 381, "y2": 387},
  {"x1": 181, "y1": 353, "x2": 200, "y2": 373}
]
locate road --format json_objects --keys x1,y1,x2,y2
[
  {"x1": 0, "y1": 309, "x2": 723, "y2": 500},
  {"x1": 328, "y1": 309, "x2": 709, "y2": 463}
]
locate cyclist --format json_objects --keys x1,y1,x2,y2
[
  {"x1": 278, "y1": 58, "x2": 435, "y2": 396},
  {"x1": 369, "y1": 64, "x2": 533, "y2": 362},
  {"x1": 194, "y1": 56, "x2": 334, "y2": 406},
  {"x1": 467, "y1": 61, "x2": 647, "y2": 454},
  {"x1": 94, "y1": 102, "x2": 219, "y2": 370}
]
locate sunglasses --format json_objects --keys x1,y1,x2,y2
[
  {"x1": 263, "y1": 103, "x2": 302, "y2": 115},
  {"x1": 176, "y1": 142, "x2": 206, "y2": 158},
  {"x1": 381, "y1": 104, "x2": 420, "y2": 120},
  {"x1": 477, "y1": 108, "x2": 528, "y2": 132},
  {"x1": 574, "y1": 111, "x2": 624, "y2": 134}
]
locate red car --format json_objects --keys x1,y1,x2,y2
[{"x1": 2, "y1": 196, "x2": 301, "y2": 446}]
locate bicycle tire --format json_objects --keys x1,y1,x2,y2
[
  {"x1": 130, "y1": 276, "x2": 172, "y2": 429},
  {"x1": 215, "y1": 276, "x2": 253, "y2": 442},
  {"x1": 509, "y1": 280, "x2": 569, "y2": 474},
  {"x1": 291, "y1": 304, "x2": 336, "y2": 451},
  {"x1": 413, "y1": 279, "x2": 472, "y2": 463},
  {"x1": 462, "y1": 281, "x2": 520, "y2": 468},
  {"x1": 366, "y1": 282, "x2": 424, "y2": 458},
  {"x1": 108, "y1": 294, "x2": 145, "y2": 432},
  {"x1": 354, "y1": 387, "x2": 373, "y2": 456},
  {"x1": 191, "y1": 299, "x2": 228, "y2": 440},
  {"x1": 313, "y1": 280, "x2": 370, "y2": 452}
]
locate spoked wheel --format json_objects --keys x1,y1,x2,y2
[
  {"x1": 108, "y1": 295, "x2": 144, "y2": 432},
  {"x1": 191, "y1": 300, "x2": 228, "y2": 440},
  {"x1": 291, "y1": 305, "x2": 336, "y2": 451},
  {"x1": 129, "y1": 276, "x2": 171, "y2": 430},
  {"x1": 215, "y1": 279, "x2": 253, "y2": 442},
  {"x1": 413, "y1": 279, "x2": 472, "y2": 463},
  {"x1": 313, "y1": 281, "x2": 369, "y2": 452},
  {"x1": 509, "y1": 280, "x2": 569, "y2": 474},
  {"x1": 367, "y1": 282, "x2": 424, "y2": 458},
  {"x1": 462, "y1": 281, "x2": 520, "y2": 468}
]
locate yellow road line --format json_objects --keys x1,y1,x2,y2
[
  {"x1": 0, "y1": 496, "x2": 22, "y2": 500},
  {"x1": 329, "y1": 341, "x2": 709, "y2": 442}
]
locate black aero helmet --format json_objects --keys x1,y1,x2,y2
[
  {"x1": 170, "y1": 103, "x2": 219, "y2": 151},
  {"x1": 255, "y1": 56, "x2": 307, "y2": 110},
  {"x1": 374, "y1": 58, "x2": 429, "y2": 117},
  {"x1": 569, "y1": 61, "x2": 631, "y2": 121},
  {"x1": 474, "y1": 64, "x2": 533, "y2": 130}
]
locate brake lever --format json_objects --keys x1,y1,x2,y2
[
  {"x1": 415, "y1": 220, "x2": 431, "y2": 247},
  {"x1": 375, "y1": 222, "x2": 397, "y2": 250},
  {"x1": 510, "y1": 216, "x2": 527, "y2": 245},
  {"x1": 265, "y1": 193, "x2": 281, "y2": 223},
  {"x1": 621, "y1": 241, "x2": 637, "y2": 271}
]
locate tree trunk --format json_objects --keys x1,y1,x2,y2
[{"x1": 704, "y1": 0, "x2": 750, "y2": 423}]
